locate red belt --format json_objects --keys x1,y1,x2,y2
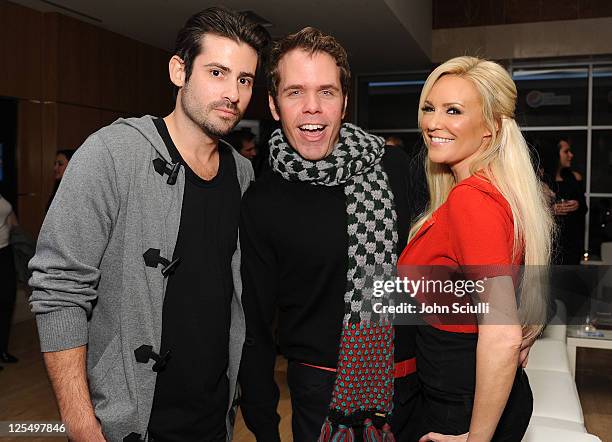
[{"x1": 301, "y1": 357, "x2": 416, "y2": 379}]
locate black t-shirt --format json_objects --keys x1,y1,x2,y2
[
  {"x1": 238, "y1": 147, "x2": 419, "y2": 439},
  {"x1": 148, "y1": 118, "x2": 240, "y2": 441}
]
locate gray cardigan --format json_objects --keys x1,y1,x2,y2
[{"x1": 29, "y1": 116, "x2": 253, "y2": 442}]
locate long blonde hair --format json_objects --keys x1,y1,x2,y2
[{"x1": 409, "y1": 56, "x2": 554, "y2": 338}]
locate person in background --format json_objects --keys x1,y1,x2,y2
[
  {"x1": 227, "y1": 128, "x2": 258, "y2": 160},
  {"x1": 0, "y1": 193, "x2": 19, "y2": 367},
  {"x1": 226, "y1": 128, "x2": 271, "y2": 178},
  {"x1": 46, "y1": 149, "x2": 76, "y2": 212},
  {"x1": 399, "y1": 56, "x2": 553, "y2": 441},
  {"x1": 541, "y1": 139, "x2": 587, "y2": 264},
  {"x1": 385, "y1": 135, "x2": 404, "y2": 148}
]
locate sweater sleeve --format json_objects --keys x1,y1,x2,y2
[
  {"x1": 28, "y1": 134, "x2": 119, "y2": 352},
  {"x1": 238, "y1": 189, "x2": 282, "y2": 442}
]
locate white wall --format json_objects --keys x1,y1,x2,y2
[{"x1": 433, "y1": 17, "x2": 612, "y2": 62}]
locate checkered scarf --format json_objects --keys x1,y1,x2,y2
[{"x1": 269, "y1": 123, "x2": 398, "y2": 441}]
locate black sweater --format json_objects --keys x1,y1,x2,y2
[
  {"x1": 238, "y1": 148, "x2": 420, "y2": 440},
  {"x1": 551, "y1": 169, "x2": 588, "y2": 264}
]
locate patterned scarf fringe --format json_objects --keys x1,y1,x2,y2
[
  {"x1": 318, "y1": 418, "x2": 333, "y2": 442},
  {"x1": 318, "y1": 418, "x2": 395, "y2": 442},
  {"x1": 332, "y1": 425, "x2": 354, "y2": 442},
  {"x1": 381, "y1": 424, "x2": 396, "y2": 442},
  {"x1": 364, "y1": 419, "x2": 382, "y2": 442}
]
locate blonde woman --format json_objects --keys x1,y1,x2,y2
[{"x1": 397, "y1": 56, "x2": 553, "y2": 441}]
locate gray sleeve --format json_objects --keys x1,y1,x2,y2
[
  {"x1": 230, "y1": 148, "x2": 255, "y2": 195},
  {"x1": 29, "y1": 134, "x2": 119, "y2": 352}
]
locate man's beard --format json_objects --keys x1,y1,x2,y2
[
  {"x1": 200, "y1": 99, "x2": 242, "y2": 138},
  {"x1": 181, "y1": 87, "x2": 242, "y2": 138}
]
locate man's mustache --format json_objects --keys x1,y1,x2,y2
[{"x1": 210, "y1": 99, "x2": 239, "y2": 113}]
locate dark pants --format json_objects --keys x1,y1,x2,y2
[
  {"x1": 0, "y1": 245, "x2": 16, "y2": 352},
  {"x1": 418, "y1": 368, "x2": 533, "y2": 441},
  {"x1": 286, "y1": 361, "x2": 422, "y2": 442}
]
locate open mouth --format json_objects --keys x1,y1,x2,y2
[
  {"x1": 297, "y1": 124, "x2": 328, "y2": 142},
  {"x1": 299, "y1": 124, "x2": 326, "y2": 133},
  {"x1": 430, "y1": 135, "x2": 454, "y2": 144}
]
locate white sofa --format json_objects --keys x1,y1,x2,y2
[{"x1": 522, "y1": 300, "x2": 602, "y2": 441}]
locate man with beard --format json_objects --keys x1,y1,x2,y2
[
  {"x1": 28, "y1": 8, "x2": 268, "y2": 442},
  {"x1": 238, "y1": 28, "x2": 421, "y2": 441}
]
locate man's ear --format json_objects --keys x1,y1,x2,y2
[
  {"x1": 268, "y1": 94, "x2": 280, "y2": 121},
  {"x1": 341, "y1": 95, "x2": 348, "y2": 120},
  {"x1": 169, "y1": 55, "x2": 186, "y2": 88}
]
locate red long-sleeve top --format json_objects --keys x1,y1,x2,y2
[{"x1": 398, "y1": 174, "x2": 522, "y2": 333}]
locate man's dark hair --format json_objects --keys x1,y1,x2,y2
[
  {"x1": 174, "y1": 7, "x2": 270, "y2": 86},
  {"x1": 267, "y1": 27, "x2": 351, "y2": 101}
]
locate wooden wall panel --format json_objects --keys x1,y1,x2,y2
[
  {"x1": 41, "y1": 103, "x2": 58, "y2": 213},
  {"x1": 434, "y1": 0, "x2": 612, "y2": 29},
  {"x1": 0, "y1": 1, "x2": 42, "y2": 100},
  {"x1": 16, "y1": 100, "x2": 43, "y2": 235},
  {"x1": 55, "y1": 103, "x2": 126, "y2": 150},
  {"x1": 42, "y1": 13, "x2": 59, "y2": 103},
  {"x1": 55, "y1": 13, "x2": 102, "y2": 109},
  {"x1": 38, "y1": 103, "x2": 126, "y2": 229},
  {"x1": 16, "y1": 101, "x2": 127, "y2": 236},
  {"x1": 110, "y1": 33, "x2": 140, "y2": 113},
  {"x1": 16, "y1": 100, "x2": 42, "y2": 197},
  {"x1": 52, "y1": 13, "x2": 172, "y2": 115},
  {"x1": 136, "y1": 44, "x2": 174, "y2": 117},
  {"x1": 2, "y1": 2, "x2": 179, "y2": 236}
]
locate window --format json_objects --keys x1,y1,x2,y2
[
  {"x1": 591, "y1": 130, "x2": 612, "y2": 194},
  {"x1": 357, "y1": 74, "x2": 426, "y2": 130},
  {"x1": 593, "y1": 66, "x2": 612, "y2": 126},
  {"x1": 588, "y1": 197, "x2": 612, "y2": 260},
  {"x1": 513, "y1": 68, "x2": 588, "y2": 127}
]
